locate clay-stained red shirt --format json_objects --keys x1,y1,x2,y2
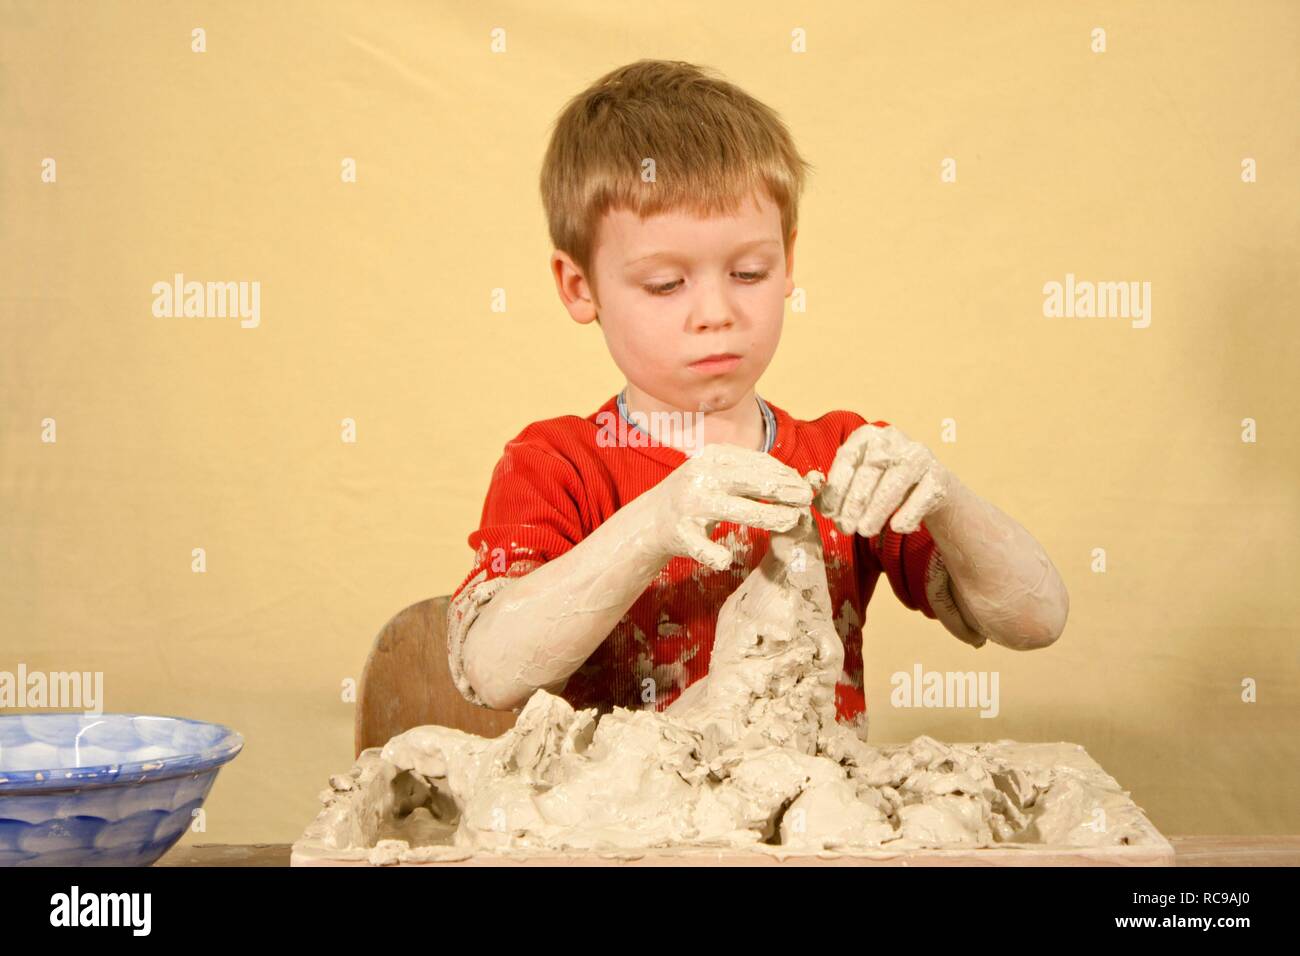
[{"x1": 450, "y1": 394, "x2": 943, "y2": 734}]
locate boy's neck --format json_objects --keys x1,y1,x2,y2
[{"x1": 622, "y1": 384, "x2": 767, "y2": 453}]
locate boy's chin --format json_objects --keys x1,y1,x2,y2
[
  {"x1": 680, "y1": 380, "x2": 757, "y2": 414},
  {"x1": 626, "y1": 375, "x2": 760, "y2": 413}
]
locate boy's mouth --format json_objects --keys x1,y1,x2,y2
[{"x1": 688, "y1": 353, "x2": 741, "y2": 374}]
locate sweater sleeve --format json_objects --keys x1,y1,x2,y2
[
  {"x1": 856, "y1": 512, "x2": 938, "y2": 618},
  {"x1": 446, "y1": 434, "x2": 588, "y2": 708}
]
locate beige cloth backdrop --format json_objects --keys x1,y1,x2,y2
[{"x1": 2, "y1": 0, "x2": 1297, "y2": 844}]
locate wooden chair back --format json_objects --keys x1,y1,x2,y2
[{"x1": 354, "y1": 595, "x2": 517, "y2": 756}]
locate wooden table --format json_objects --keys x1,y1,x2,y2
[{"x1": 155, "y1": 837, "x2": 1300, "y2": 867}]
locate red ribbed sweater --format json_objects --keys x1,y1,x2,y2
[{"x1": 450, "y1": 393, "x2": 942, "y2": 733}]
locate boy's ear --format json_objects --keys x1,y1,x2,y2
[{"x1": 551, "y1": 249, "x2": 600, "y2": 325}]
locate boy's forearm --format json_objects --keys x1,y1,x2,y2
[
  {"x1": 922, "y1": 477, "x2": 1069, "y2": 649},
  {"x1": 461, "y1": 492, "x2": 670, "y2": 710}
]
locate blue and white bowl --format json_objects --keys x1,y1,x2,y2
[{"x1": 0, "y1": 713, "x2": 243, "y2": 866}]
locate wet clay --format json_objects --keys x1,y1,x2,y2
[{"x1": 301, "y1": 476, "x2": 1163, "y2": 863}]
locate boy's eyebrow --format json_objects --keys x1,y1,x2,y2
[{"x1": 625, "y1": 237, "x2": 782, "y2": 267}]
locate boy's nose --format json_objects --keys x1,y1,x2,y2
[
  {"x1": 689, "y1": 301, "x2": 735, "y2": 332},
  {"x1": 686, "y1": 276, "x2": 739, "y2": 332},
  {"x1": 691, "y1": 316, "x2": 733, "y2": 333}
]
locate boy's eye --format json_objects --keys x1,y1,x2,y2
[{"x1": 642, "y1": 270, "x2": 771, "y2": 296}]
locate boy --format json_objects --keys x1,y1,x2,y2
[{"x1": 447, "y1": 60, "x2": 1068, "y2": 739}]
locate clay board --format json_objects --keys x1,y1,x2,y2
[{"x1": 290, "y1": 740, "x2": 1175, "y2": 867}]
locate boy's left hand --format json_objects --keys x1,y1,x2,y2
[{"x1": 816, "y1": 423, "x2": 952, "y2": 537}]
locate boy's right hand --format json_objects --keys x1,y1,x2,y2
[{"x1": 640, "y1": 444, "x2": 814, "y2": 572}]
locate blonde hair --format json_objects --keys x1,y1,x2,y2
[{"x1": 539, "y1": 59, "x2": 814, "y2": 290}]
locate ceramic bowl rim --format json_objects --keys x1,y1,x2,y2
[{"x1": 0, "y1": 712, "x2": 244, "y2": 794}]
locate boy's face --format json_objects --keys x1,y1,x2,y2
[{"x1": 554, "y1": 190, "x2": 795, "y2": 414}]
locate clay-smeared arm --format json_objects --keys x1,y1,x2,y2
[
  {"x1": 460, "y1": 445, "x2": 814, "y2": 710},
  {"x1": 817, "y1": 423, "x2": 1068, "y2": 651},
  {"x1": 921, "y1": 475, "x2": 1069, "y2": 650}
]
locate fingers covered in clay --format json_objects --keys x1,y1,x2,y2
[
  {"x1": 836, "y1": 461, "x2": 885, "y2": 533},
  {"x1": 815, "y1": 424, "x2": 952, "y2": 538},
  {"x1": 645, "y1": 443, "x2": 816, "y2": 568},
  {"x1": 856, "y1": 454, "x2": 931, "y2": 537},
  {"x1": 690, "y1": 444, "x2": 815, "y2": 506},
  {"x1": 668, "y1": 517, "x2": 733, "y2": 572},
  {"x1": 701, "y1": 495, "x2": 802, "y2": 531},
  {"x1": 818, "y1": 424, "x2": 875, "y2": 515},
  {"x1": 890, "y1": 467, "x2": 949, "y2": 534}
]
